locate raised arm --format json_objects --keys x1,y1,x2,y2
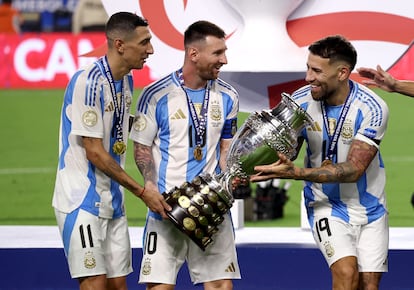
[{"x1": 357, "y1": 65, "x2": 414, "y2": 97}]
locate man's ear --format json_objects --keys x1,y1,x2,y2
[
  {"x1": 114, "y1": 38, "x2": 124, "y2": 53},
  {"x1": 188, "y1": 46, "x2": 199, "y2": 61},
  {"x1": 338, "y1": 65, "x2": 351, "y2": 81}
]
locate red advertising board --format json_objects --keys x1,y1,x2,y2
[{"x1": 0, "y1": 33, "x2": 154, "y2": 89}]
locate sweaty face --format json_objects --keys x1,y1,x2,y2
[
  {"x1": 305, "y1": 53, "x2": 342, "y2": 102},
  {"x1": 121, "y1": 26, "x2": 154, "y2": 70},
  {"x1": 194, "y1": 36, "x2": 228, "y2": 81}
]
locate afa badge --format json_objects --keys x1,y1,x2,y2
[{"x1": 84, "y1": 251, "x2": 96, "y2": 269}]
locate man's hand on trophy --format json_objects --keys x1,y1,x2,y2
[
  {"x1": 141, "y1": 182, "x2": 171, "y2": 219},
  {"x1": 250, "y1": 152, "x2": 296, "y2": 182}
]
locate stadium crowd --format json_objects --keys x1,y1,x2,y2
[{"x1": 2, "y1": 0, "x2": 106, "y2": 33}]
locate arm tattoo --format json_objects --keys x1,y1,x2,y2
[
  {"x1": 301, "y1": 139, "x2": 377, "y2": 183},
  {"x1": 134, "y1": 143, "x2": 157, "y2": 184}
]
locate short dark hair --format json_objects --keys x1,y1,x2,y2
[
  {"x1": 184, "y1": 20, "x2": 226, "y2": 47},
  {"x1": 105, "y1": 12, "x2": 148, "y2": 41},
  {"x1": 308, "y1": 35, "x2": 357, "y2": 71}
]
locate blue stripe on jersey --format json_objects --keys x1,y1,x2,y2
[
  {"x1": 378, "y1": 152, "x2": 385, "y2": 168},
  {"x1": 356, "y1": 91, "x2": 384, "y2": 127},
  {"x1": 62, "y1": 208, "x2": 79, "y2": 256},
  {"x1": 322, "y1": 183, "x2": 350, "y2": 222},
  {"x1": 303, "y1": 184, "x2": 315, "y2": 227},
  {"x1": 155, "y1": 96, "x2": 170, "y2": 194},
  {"x1": 59, "y1": 71, "x2": 83, "y2": 170},
  {"x1": 217, "y1": 78, "x2": 238, "y2": 95},
  {"x1": 138, "y1": 75, "x2": 172, "y2": 113},
  {"x1": 110, "y1": 179, "x2": 123, "y2": 218},
  {"x1": 357, "y1": 173, "x2": 386, "y2": 223},
  {"x1": 127, "y1": 74, "x2": 134, "y2": 95},
  {"x1": 80, "y1": 165, "x2": 100, "y2": 216},
  {"x1": 292, "y1": 85, "x2": 310, "y2": 101},
  {"x1": 85, "y1": 66, "x2": 101, "y2": 106}
]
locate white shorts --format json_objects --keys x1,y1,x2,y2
[
  {"x1": 55, "y1": 208, "x2": 133, "y2": 279},
  {"x1": 139, "y1": 213, "x2": 241, "y2": 285},
  {"x1": 311, "y1": 214, "x2": 389, "y2": 272}
]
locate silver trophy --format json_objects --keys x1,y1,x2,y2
[{"x1": 163, "y1": 93, "x2": 314, "y2": 250}]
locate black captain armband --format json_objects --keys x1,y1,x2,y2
[{"x1": 222, "y1": 118, "x2": 238, "y2": 138}]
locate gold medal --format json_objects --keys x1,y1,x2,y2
[
  {"x1": 194, "y1": 146, "x2": 203, "y2": 161},
  {"x1": 322, "y1": 159, "x2": 332, "y2": 167},
  {"x1": 113, "y1": 141, "x2": 127, "y2": 155}
]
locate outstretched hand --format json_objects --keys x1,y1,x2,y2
[
  {"x1": 357, "y1": 65, "x2": 396, "y2": 92},
  {"x1": 249, "y1": 152, "x2": 296, "y2": 182}
]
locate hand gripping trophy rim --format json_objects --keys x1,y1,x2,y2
[
  {"x1": 162, "y1": 92, "x2": 314, "y2": 250},
  {"x1": 221, "y1": 92, "x2": 314, "y2": 190}
]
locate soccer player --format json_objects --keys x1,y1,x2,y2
[
  {"x1": 130, "y1": 20, "x2": 241, "y2": 290},
  {"x1": 250, "y1": 35, "x2": 389, "y2": 290},
  {"x1": 52, "y1": 12, "x2": 171, "y2": 290}
]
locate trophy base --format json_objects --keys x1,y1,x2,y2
[{"x1": 163, "y1": 173, "x2": 234, "y2": 251}]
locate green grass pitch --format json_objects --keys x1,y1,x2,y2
[{"x1": 0, "y1": 88, "x2": 413, "y2": 227}]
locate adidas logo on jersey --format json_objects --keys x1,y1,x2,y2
[
  {"x1": 225, "y1": 262, "x2": 236, "y2": 273},
  {"x1": 170, "y1": 109, "x2": 186, "y2": 120},
  {"x1": 105, "y1": 101, "x2": 115, "y2": 112}
]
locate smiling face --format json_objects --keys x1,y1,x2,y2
[
  {"x1": 192, "y1": 35, "x2": 228, "y2": 81},
  {"x1": 305, "y1": 52, "x2": 351, "y2": 105}
]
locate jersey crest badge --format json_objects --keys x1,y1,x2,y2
[
  {"x1": 210, "y1": 103, "x2": 222, "y2": 121},
  {"x1": 323, "y1": 241, "x2": 335, "y2": 258},
  {"x1": 83, "y1": 251, "x2": 96, "y2": 269},
  {"x1": 141, "y1": 258, "x2": 152, "y2": 275},
  {"x1": 341, "y1": 119, "x2": 354, "y2": 142}
]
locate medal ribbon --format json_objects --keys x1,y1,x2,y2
[
  {"x1": 99, "y1": 56, "x2": 125, "y2": 145},
  {"x1": 321, "y1": 81, "x2": 355, "y2": 162},
  {"x1": 176, "y1": 68, "x2": 211, "y2": 148}
]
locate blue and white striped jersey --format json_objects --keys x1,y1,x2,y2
[
  {"x1": 52, "y1": 58, "x2": 134, "y2": 219},
  {"x1": 129, "y1": 71, "x2": 239, "y2": 194},
  {"x1": 292, "y1": 80, "x2": 389, "y2": 226}
]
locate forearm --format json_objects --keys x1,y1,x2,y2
[
  {"x1": 83, "y1": 137, "x2": 145, "y2": 197},
  {"x1": 295, "y1": 162, "x2": 360, "y2": 183},
  {"x1": 134, "y1": 142, "x2": 157, "y2": 186},
  {"x1": 296, "y1": 140, "x2": 374, "y2": 183},
  {"x1": 219, "y1": 139, "x2": 232, "y2": 171},
  {"x1": 393, "y1": 80, "x2": 414, "y2": 97},
  {"x1": 89, "y1": 150, "x2": 145, "y2": 197}
]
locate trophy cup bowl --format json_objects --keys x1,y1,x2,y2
[{"x1": 163, "y1": 93, "x2": 314, "y2": 250}]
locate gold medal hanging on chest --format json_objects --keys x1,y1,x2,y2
[
  {"x1": 113, "y1": 140, "x2": 127, "y2": 155},
  {"x1": 194, "y1": 145, "x2": 203, "y2": 161}
]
